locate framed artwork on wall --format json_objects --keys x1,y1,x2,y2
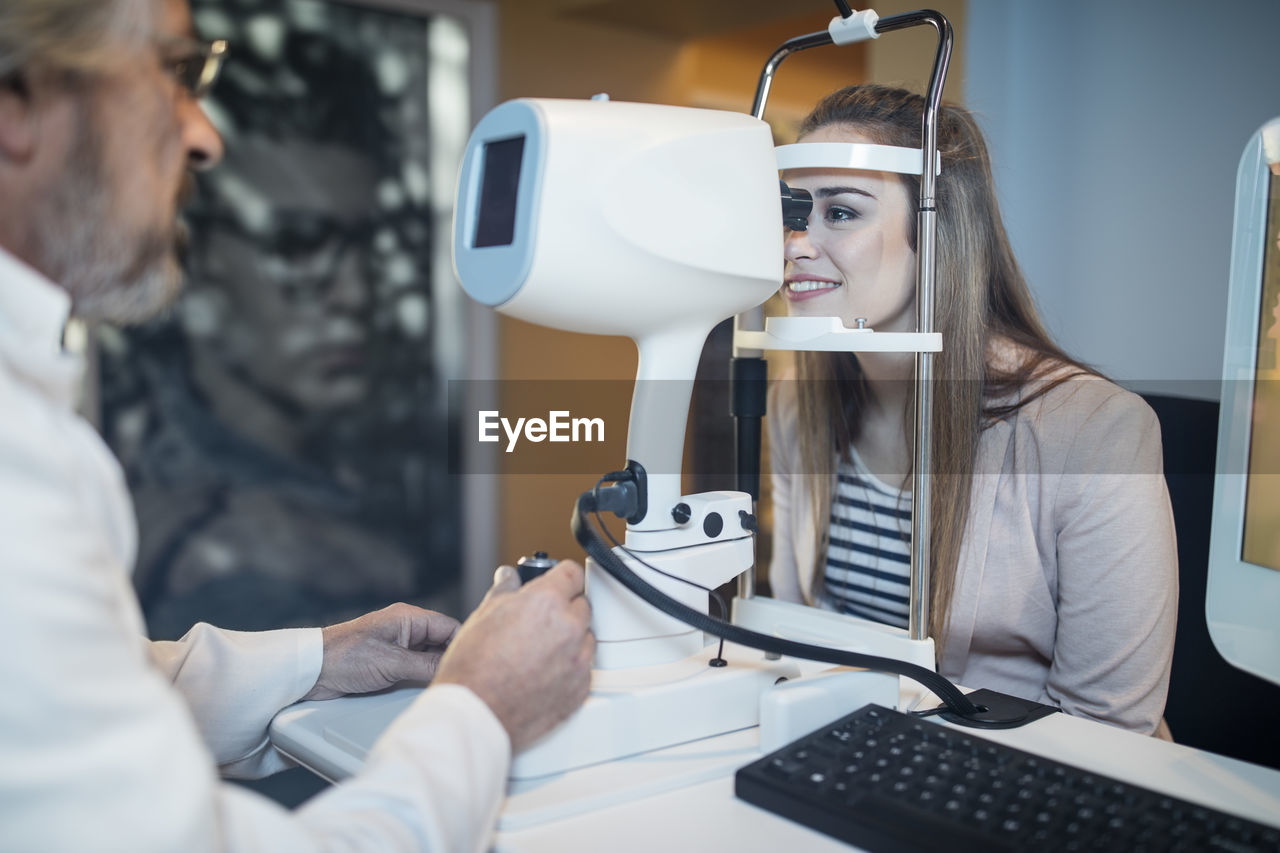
[{"x1": 95, "y1": 0, "x2": 496, "y2": 638}]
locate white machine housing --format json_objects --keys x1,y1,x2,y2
[
  {"x1": 454, "y1": 97, "x2": 782, "y2": 338},
  {"x1": 453, "y1": 98, "x2": 784, "y2": 532}
]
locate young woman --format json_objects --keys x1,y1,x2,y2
[{"x1": 768, "y1": 84, "x2": 1177, "y2": 736}]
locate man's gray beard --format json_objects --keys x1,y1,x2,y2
[{"x1": 30, "y1": 105, "x2": 184, "y2": 327}]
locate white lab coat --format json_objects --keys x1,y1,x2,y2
[{"x1": 0, "y1": 247, "x2": 510, "y2": 852}]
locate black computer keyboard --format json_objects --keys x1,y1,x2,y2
[{"x1": 735, "y1": 703, "x2": 1280, "y2": 853}]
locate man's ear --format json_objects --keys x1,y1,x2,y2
[{"x1": 0, "y1": 73, "x2": 38, "y2": 162}]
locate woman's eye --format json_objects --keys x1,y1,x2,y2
[{"x1": 824, "y1": 205, "x2": 859, "y2": 223}]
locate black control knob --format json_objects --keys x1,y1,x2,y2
[
  {"x1": 672, "y1": 503, "x2": 692, "y2": 525},
  {"x1": 739, "y1": 510, "x2": 758, "y2": 532},
  {"x1": 703, "y1": 512, "x2": 724, "y2": 538},
  {"x1": 516, "y1": 551, "x2": 557, "y2": 584}
]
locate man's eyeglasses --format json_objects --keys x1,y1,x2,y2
[{"x1": 159, "y1": 38, "x2": 228, "y2": 100}]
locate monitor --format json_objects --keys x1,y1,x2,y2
[{"x1": 1207, "y1": 117, "x2": 1280, "y2": 687}]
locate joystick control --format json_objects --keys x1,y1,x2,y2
[{"x1": 516, "y1": 551, "x2": 557, "y2": 584}]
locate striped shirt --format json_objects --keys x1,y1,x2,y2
[{"x1": 823, "y1": 448, "x2": 912, "y2": 629}]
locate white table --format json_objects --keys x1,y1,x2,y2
[{"x1": 271, "y1": 676, "x2": 1280, "y2": 852}]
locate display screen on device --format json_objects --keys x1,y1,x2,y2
[
  {"x1": 1243, "y1": 170, "x2": 1280, "y2": 572},
  {"x1": 474, "y1": 136, "x2": 525, "y2": 249}
]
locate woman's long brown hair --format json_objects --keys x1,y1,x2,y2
[{"x1": 791, "y1": 85, "x2": 1091, "y2": 653}]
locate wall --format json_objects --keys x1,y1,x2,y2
[
  {"x1": 867, "y1": 0, "x2": 967, "y2": 101},
  {"x1": 965, "y1": 0, "x2": 1280, "y2": 398}
]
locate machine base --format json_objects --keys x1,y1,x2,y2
[{"x1": 511, "y1": 642, "x2": 799, "y2": 779}]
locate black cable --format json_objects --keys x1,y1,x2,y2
[
  {"x1": 573, "y1": 489, "x2": 985, "y2": 720},
  {"x1": 833, "y1": 0, "x2": 854, "y2": 18},
  {"x1": 910, "y1": 706, "x2": 948, "y2": 719}
]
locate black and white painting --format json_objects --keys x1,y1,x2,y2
[{"x1": 98, "y1": 0, "x2": 478, "y2": 639}]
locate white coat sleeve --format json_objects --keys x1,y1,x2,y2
[
  {"x1": 0, "y1": 364, "x2": 510, "y2": 853},
  {"x1": 149, "y1": 624, "x2": 323, "y2": 778}
]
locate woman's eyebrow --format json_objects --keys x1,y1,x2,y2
[{"x1": 816, "y1": 186, "x2": 877, "y2": 200}]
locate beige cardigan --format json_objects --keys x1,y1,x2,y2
[{"x1": 767, "y1": 372, "x2": 1178, "y2": 736}]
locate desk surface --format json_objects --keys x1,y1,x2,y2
[
  {"x1": 272, "y1": 681, "x2": 1280, "y2": 853},
  {"x1": 497, "y1": 704, "x2": 1280, "y2": 852}
]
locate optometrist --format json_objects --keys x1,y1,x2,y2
[{"x1": 0, "y1": 1, "x2": 593, "y2": 851}]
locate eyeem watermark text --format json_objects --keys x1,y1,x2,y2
[{"x1": 478, "y1": 410, "x2": 605, "y2": 453}]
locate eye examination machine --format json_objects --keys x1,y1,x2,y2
[
  {"x1": 270, "y1": 4, "x2": 1280, "y2": 849},
  {"x1": 447, "y1": 6, "x2": 1003, "y2": 781}
]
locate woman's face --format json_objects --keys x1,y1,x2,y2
[{"x1": 781, "y1": 125, "x2": 918, "y2": 333}]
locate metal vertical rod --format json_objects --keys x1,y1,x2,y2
[{"x1": 895, "y1": 11, "x2": 953, "y2": 641}]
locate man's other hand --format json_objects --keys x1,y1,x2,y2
[
  {"x1": 434, "y1": 561, "x2": 594, "y2": 751},
  {"x1": 303, "y1": 603, "x2": 461, "y2": 701}
]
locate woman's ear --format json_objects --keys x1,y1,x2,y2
[{"x1": 0, "y1": 72, "x2": 37, "y2": 162}]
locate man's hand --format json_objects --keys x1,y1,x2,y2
[
  {"x1": 434, "y1": 561, "x2": 594, "y2": 752},
  {"x1": 303, "y1": 603, "x2": 461, "y2": 701}
]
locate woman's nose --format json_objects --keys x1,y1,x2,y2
[{"x1": 783, "y1": 225, "x2": 818, "y2": 262}]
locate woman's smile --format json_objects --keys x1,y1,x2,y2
[{"x1": 784, "y1": 277, "x2": 843, "y2": 301}]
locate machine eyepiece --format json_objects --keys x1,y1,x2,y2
[{"x1": 780, "y1": 180, "x2": 812, "y2": 231}]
